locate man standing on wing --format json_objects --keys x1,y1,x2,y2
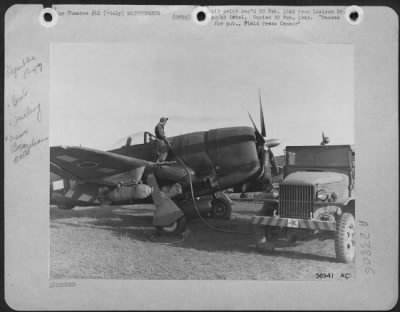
[{"x1": 154, "y1": 117, "x2": 170, "y2": 162}]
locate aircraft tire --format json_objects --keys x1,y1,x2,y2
[
  {"x1": 159, "y1": 216, "x2": 187, "y2": 235},
  {"x1": 334, "y1": 213, "x2": 355, "y2": 263},
  {"x1": 210, "y1": 197, "x2": 232, "y2": 219}
]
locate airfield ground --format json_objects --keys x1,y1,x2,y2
[{"x1": 50, "y1": 200, "x2": 355, "y2": 280}]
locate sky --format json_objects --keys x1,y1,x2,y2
[{"x1": 50, "y1": 42, "x2": 354, "y2": 156}]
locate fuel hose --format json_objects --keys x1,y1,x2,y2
[{"x1": 168, "y1": 143, "x2": 254, "y2": 235}]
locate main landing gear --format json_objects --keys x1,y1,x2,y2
[
  {"x1": 210, "y1": 193, "x2": 233, "y2": 219},
  {"x1": 156, "y1": 192, "x2": 233, "y2": 234}
]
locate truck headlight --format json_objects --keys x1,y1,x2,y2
[
  {"x1": 317, "y1": 190, "x2": 328, "y2": 201},
  {"x1": 271, "y1": 188, "x2": 279, "y2": 198}
]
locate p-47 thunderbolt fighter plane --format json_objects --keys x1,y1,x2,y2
[{"x1": 50, "y1": 99, "x2": 280, "y2": 234}]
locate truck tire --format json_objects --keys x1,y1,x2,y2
[{"x1": 334, "y1": 213, "x2": 355, "y2": 263}]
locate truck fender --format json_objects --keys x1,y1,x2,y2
[{"x1": 341, "y1": 199, "x2": 355, "y2": 216}]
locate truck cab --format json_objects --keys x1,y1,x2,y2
[
  {"x1": 280, "y1": 145, "x2": 355, "y2": 219},
  {"x1": 256, "y1": 144, "x2": 356, "y2": 263}
]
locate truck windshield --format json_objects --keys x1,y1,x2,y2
[{"x1": 287, "y1": 147, "x2": 350, "y2": 167}]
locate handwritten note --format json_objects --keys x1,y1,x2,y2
[
  {"x1": 5, "y1": 56, "x2": 48, "y2": 164},
  {"x1": 6, "y1": 56, "x2": 43, "y2": 80}
]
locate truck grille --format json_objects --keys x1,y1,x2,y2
[{"x1": 279, "y1": 184, "x2": 314, "y2": 219}]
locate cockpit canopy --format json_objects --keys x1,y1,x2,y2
[{"x1": 109, "y1": 131, "x2": 155, "y2": 150}]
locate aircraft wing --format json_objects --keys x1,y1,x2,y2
[{"x1": 50, "y1": 146, "x2": 151, "y2": 183}]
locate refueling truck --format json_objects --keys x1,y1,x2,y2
[{"x1": 231, "y1": 144, "x2": 355, "y2": 263}]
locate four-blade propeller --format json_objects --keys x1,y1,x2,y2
[
  {"x1": 248, "y1": 90, "x2": 280, "y2": 151},
  {"x1": 248, "y1": 90, "x2": 280, "y2": 178}
]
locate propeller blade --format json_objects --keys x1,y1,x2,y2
[
  {"x1": 248, "y1": 112, "x2": 265, "y2": 144},
  {"x1": 260, "y1": 149, "x2": 272, "y2": 184},
  {"x1": 259, "y1": 90, "x2": 267, "y2": 137},
  {"x1": 268, "y1": 149, "x2": 279, "y2": 176},
  {"x1": 248, "y1": 112, "x2": 258, "y2": 132}
]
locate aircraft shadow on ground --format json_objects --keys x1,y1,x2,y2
[{"x1": 51, "y1": 207, "x2": 337, "y2": 263}]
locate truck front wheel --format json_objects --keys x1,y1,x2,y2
[{"x1": 334, "y1": 213, "x2": 355, "y2": 263}]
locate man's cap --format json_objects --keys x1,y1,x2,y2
[{"x1": 160, "y1": 117, "x2": 168, "y2": 122}]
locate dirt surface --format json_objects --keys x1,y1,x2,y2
[{"x1": 50, "y1": 201, "x2": 355, "y2": 280}]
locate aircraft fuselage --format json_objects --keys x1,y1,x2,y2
[
  {"x1": 50, "y1": 126, "x2": 266, "y2": 210},
  {"x1": 110, "y1": 126, "x2": 263, "y2": 196}
]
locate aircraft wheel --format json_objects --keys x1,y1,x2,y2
[
  {"x1": 335, "y1": 213, "x2": 355, "y2": 263},
  {"x1": 158, "y1": 216, "x2": 187, "y2": 235},
  {"x1": 211, "y1": 197, "x2": 232, "y2": 219}
]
